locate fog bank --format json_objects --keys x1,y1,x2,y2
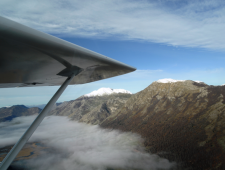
[{"x1": 0, "y1": 116, "x2": 175, "y2": 170}]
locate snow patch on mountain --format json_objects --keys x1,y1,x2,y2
[
  {"x1": 155, "y1": 78, "x2": 204, "y2": 84},
  {"x1": 194, "y1": 81, "x2": 204, "y2": 83},
  {"x1": 156, "y1": 78, "x2": 185, "y2": 83},
  {"x1": 84, "y1": 88, "x2": 132, "y2": 97}
]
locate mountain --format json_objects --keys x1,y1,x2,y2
[
  {"x1": 0, "y1": 88, "x2": 131, "y2": 124},
  {"x1": 50, "y1": 88, "x2": 132, "y2": 124},
  {"x1": 101, "y1": 79, "x2": 225, "y2": 170},
  {"x1": 2, "y1": 82, "x2": 225, "y2": 169},
  {"x1": 0, "y1": 105, "x2": 41, "y2": 122}
]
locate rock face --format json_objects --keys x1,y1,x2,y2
[
  {"x1": 101, "y1": 80, "x2": 225, "y2": 169},
  {"x1": 50, "y1": 93, "x2": 132, "y2": 125},
  {"x1": 0, "y1": 105, "x2": 41, "y2": 122}
]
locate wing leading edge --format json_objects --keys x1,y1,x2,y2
[{"x1": 0, "y1": 16, "x2": 136, "y2": 88}]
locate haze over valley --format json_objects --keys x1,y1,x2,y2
[{"x1": 1, "y1": 115, "x2": 177, "y2": 170}]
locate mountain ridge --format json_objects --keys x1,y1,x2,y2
[
  {"x1": 100, "y1": 80, "x2": 225, "y2": 169},
  {"x1": 49, "y1": 93, "x2": 132, "y2": 124},
  {"x1": 0, "y1": 105, "x2": 41, "y2": 122}
]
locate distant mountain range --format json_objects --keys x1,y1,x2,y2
[
  {"x1": 0, "y1": 105, "x2": 41, "y2": 122},
  {"x1": 1, "y1": 81, "x2": 225, "y2": 169},
  {"x1": 0, "y1": 88, "x2": 132, "y2": 124}
]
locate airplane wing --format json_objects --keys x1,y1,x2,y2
[
  {"x1": 0, "y1": 16, "x2": 136, "y2": 88},
  {"x1": 0, "y1": 16, "x2": 136, "y2": 170}
]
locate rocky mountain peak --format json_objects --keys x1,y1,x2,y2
[
  {"x1": 84, "y1": 87, "x2": 132, "y2": 97},
  {"x1": 101, "y1": 80, "x2": 225, "y2": 169},
  {"x1": 149, "y1": 79, "x2": 208, "y2": 100}
]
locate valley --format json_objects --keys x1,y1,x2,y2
[{"x1": 1, "y1": 81, "x2": 225, "y2": 169}]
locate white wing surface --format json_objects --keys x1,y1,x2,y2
[{"x1": 0, "y1": 16, "x2": 136, "y2": 88}]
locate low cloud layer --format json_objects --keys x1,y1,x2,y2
[
  {"x1": 1, "y1": 0, "x2": 225, "y2": 50},
  {"x1": 0, "y1": 116, "x2": 175, "y2": 170}
]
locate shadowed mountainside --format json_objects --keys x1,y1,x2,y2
[
  {"x1": 0, "y1": 105, "x2": 41, "y2": 122},
  {"x1": 101, "y1": 80, "x2": 225, "y2": 170}
]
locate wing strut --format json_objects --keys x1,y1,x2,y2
[{"x1": 0, "y1": 73, "x2": 77, "y2": 170}]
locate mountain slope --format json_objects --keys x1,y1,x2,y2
[
  {"x1": 50, "y1": 92, "x2": 132, "y2": 125},
  {"x1": 101, "y1": 80, "x2": 225, "y2": 169}
]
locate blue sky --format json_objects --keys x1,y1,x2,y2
[{"x1": 0, "y1": 0, "x2": 225, "y2": 107}]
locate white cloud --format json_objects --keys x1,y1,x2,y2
[
  {"x1": 0, "y1": 116, "x2": 175, "y2": 170},
  {"x1": 1, "y1": 0, "x2": 225, "y2": 50}
]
